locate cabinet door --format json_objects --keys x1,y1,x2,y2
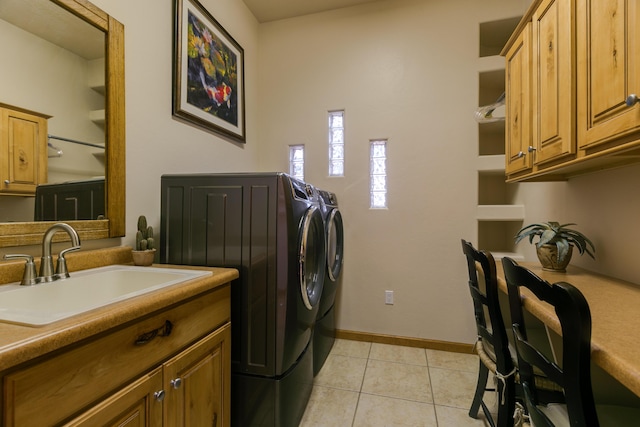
[
  {"x1": 505, "y1": 22, "x2": 532, "y2": 175},
  {"x1": 63, "y1": 368, "x2": 163, "y2": 427},
  {"x1": 577, "y1": 0, "x2": 640, "y2": 152},
  {"x1": 531, "y1": 0, "x2": 576, "y2": 165},
  {"x1": 163, "y1": 323, "x2": 231, "y2": 427},
  {"x1": 0, "y1": 107, "x2": 48, "y2": 195}
]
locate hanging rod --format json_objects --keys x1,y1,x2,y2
[
  {"x1": 48, "y1": 134, "x2": 105, "y2": 149},
  {"x1": 47, "y1": 142, "x2": 63, "y2": 158}
]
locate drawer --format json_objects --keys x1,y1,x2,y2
[{"x1": 3, "y1": 284, "x2": 230, "y2": 427}]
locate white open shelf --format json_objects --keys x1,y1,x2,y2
[
  {"x1": 478, "y1": 55, "x2": 505, "y2": 73},
  {"x1": 477, "y1": 16, "x2": 523, "y2": 256},
  {"x1": 477, "y1": 204, "x2": 525, "y2": 221},
  {"x1": 477, "y1": 154, "x2": 505, "y2": 172},
  {"x1": 89, "y1": 109, "x2": 105, "y2": 126}
]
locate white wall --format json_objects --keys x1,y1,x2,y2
[
  {"x1": 514, "y1": 164, "x2": 640, "y2": 284},
  {"x1": 6, "y1": 0, "x2": 640, "y2": 346},
  {"x1": 88, "y1": 0, "x2": 261, "y2": 244},
  {"x1": 257, "y1": 0, "x2": 529, "y2": 344}
]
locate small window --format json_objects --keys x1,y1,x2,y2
[
  {"x1": 328, "y1": 110, "x2": 344, "y2": 177},
  {"x1": 289, "y1": 145, "x2": 305, "y2": 180},
  {"x1": 370, "y1": 139, "x2": 387, "y2": 209}
]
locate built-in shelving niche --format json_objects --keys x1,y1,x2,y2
[{"x1": 476, "y1": 16, "x2": 522, "y2": 259}]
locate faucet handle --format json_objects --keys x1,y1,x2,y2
[
  {"x1": 3, "y1": 254, "x2": 39, "y2": 286},
  {"x1": 55, "y1": 245, "x2": 81, "y2": 279}
]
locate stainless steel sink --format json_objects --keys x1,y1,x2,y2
[{"x1": 0, "y1": 265, "x2": 212, "y2": 326}]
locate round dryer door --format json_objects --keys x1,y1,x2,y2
[
  {"x1": 326, "y1": 208, "x2": 344, "y2": 281},
  {"x1": 299, "y1": 206, "x2": 326, "y2": 310}
]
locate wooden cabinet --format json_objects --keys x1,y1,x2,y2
[
  {"x1": 163, "y1": 325, "x2": 230, "y2": 426},
  {"x1": 0, "y1": 104, "x2": 49, "y2": 195},
  {"x1": 502, "y1": 0, "x2": 640, "y2": 181},
  {"x1": 530, "y1": 0, "x2": 575, "y2": 165},
  {"x1": 66, "y1": 326, "x2": 230, "y2": 427},
  {"x1": 577, "y1": 0, "x2": 640, "y2": 153},
  {"x1": 64, "y1": 368, "x2": 164, "y2": 427},
  {"x1": 2, "y1": 284, "x2": 231, "y2": 427},
  {"x1": 505, "y1": 22, "x2": 532, "y2": 175}
]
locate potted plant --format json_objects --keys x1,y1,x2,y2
[
  {"x1": 132, "y1": 215, "x2": 156, "y2": 266},
  {"x1": 514, "y1": 221, "x2": 595, "y2": 272}
]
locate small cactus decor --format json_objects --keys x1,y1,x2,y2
[
  {"x1": 135, "y1": 215, "x2": 155, "y2": 251},
  {"x1": 132, "y1": 215, "x2": 156, "y2": 266}
]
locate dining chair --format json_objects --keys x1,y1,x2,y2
[
  {"x1": 461, "y1": 239, "x2": 516, "y2": 427},
  {"x1": 501, "y1": 257, "x2": 640, "y2": 426}
]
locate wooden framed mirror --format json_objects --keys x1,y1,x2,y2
[{"x1": 0, "y1": 0, "x2": 125, "y2": 247}]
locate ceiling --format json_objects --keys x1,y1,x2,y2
[
  {"x1": 243, "y1": 0, "x2": 382, "y2": 23},
  {"x1": 0, "y1": 0, "x2": 104, "y2": 59}
]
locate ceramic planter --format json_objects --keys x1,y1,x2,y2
[
  {"x1": 132, "y1": 249, "x2": 156, "y2": 266},
  {"x1": 536, "y1": 244, "x2": 573, "y2": 272}
]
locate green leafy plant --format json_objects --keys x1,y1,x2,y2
[
  {"x1": 135, "y1": 215, "x2": 155, "y2": 251},
  {"x1": 514, "y1": 221, "x2": 595, "y2": 264}
]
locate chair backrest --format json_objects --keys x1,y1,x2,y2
[
  {"x1": 461, "y1": 239, "x2": 513, "y2": 377},
  {"x1": 501, "y1": 257, "x2": 598, "y2": 427}
]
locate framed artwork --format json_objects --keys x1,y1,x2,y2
[{"x1": 173, "y1": 0, "x2": 245, "y2": 143}]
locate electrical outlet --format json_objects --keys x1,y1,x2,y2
[{"x1": 385, "y1": 290, "x2": 394, "y2": 305}]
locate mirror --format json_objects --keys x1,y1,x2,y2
[{"x1": 0, "y1": 0, "x2": 125, "y2": 247}]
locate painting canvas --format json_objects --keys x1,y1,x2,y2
[{"x1": 173, "y1": 0, "x2": 245, "y2": 142}]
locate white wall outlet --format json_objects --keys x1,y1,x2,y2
[{"x1": 385, "y1": 290, "x2": 394, "y2": 305}]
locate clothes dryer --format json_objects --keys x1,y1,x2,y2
[
  {"x1": 313, "y1": 189, "x2": 344, "y2": 375},
  {"x1": 160, "y1": 172, "x2": 326, "y2": 427}
]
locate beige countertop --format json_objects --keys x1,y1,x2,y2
[
  {"x1": 0, "y1": 246, "x2": 238, "y2": 372},
  {"x1": 496, "y1": 261, "x2": 640, "y2": 398}
]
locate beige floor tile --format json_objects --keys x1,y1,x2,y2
[
  {"x1": 330, "y1": 338, "x2": 372, "y2": 358},
  {"x1": 426, "y1": 349, "x2": 479, "y2": 373},
  {"x1": 361, "y1": 358, "x2": 433, "y2": 403},
  {"x1": 370, "y1": 343, "x2": 428, "y2": 365},
  {"x1": 434, "y1": 405, "x2": 489, "y2": 427},
  {"x1": 429, "y1": 366, "x2": 479, "y2": 409},
  {"x1": 299, "y1": 385, "x2": 359, "y2": 426},
  {"x1": 353, "y1": 393, "x2": 438, "y2": 427},
  {"x1": 314, "y1": 354, "x2": 368, "y2": 391}
]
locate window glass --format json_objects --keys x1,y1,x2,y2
[{"x1": 370, "y1": 140, "x2": 387, "y2": 208}]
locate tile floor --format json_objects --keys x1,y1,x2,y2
[{"x1": 300, "y1": 339, "x2": 496, "y2": 427}]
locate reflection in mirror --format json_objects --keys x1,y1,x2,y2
[
  {"x1": 0, "y1": 0, "x2": 105, "y2": 222},
  {"x1": 0, "y1": 0, "x2": 125, "y2": 247}
]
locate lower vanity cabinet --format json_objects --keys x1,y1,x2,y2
[
  {"x1": 163, "y1": 324, "x2": 230, "y2": 426},
  {"x1": 64, "y1": 367, "x2": 164, "y2": 426},
  {"x1": 2, "y1": 284, "x2": 231, "y2": 427},
  {"x1": 65, "y1": 324, "x2": 230, "y2": 427}
]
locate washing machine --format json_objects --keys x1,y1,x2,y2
[
  {"x1": 159, "y1": 172, "x2": 326, "y2": 427},
  {"x1": 313, "y1": 189, "x2": 344, "y2": 375}
]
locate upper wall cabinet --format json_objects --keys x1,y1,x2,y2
[
  {"x1": 531, "y1": 0, "x2": 575, "y2": 165},
  {"x1": 502, "y1": 0, "x2": 640, "y2": 182},
  {"x1": 0, "y1": 104, "x2": 49, "y2": 196},
  {"x1": 577, "y1": 1, "x2": 640, "y2": 153},
  {"x1": 505, "y1": 22, "x2": 532, "y2": 175}
]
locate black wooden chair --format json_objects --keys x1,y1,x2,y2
[
  {"x1": 502, "y1": 257, "x2": 640, "y2": 426},
  {"x1": 461, "y1": 239, "x2": 516, "y2": 427}
]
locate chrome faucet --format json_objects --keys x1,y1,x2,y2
[
  {"x1": 2, "y1": 223, "x2": 81, "y2": 285},
  {"x1": 39, "y1": 223, "x2": 81, "y2": 282}
]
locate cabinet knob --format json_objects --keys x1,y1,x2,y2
[
  {"x1": 528, "y1": 146, "x2": 536, "y2": 152},
  {"x1": 3, "y1": 180, "x2": 9, "y2": 186},
  {"x1": 170, "y1": 378, "x2": 182, "y2": 389},
  {"x1": 626, "y1": 94, "x2": 639, "y2": 106},
  {"x1": 516, "y1": 151, "x2": 526, "y2": 158},
  {"x1": 154, "y1": 390, "x2": 165, "y2": 402}
]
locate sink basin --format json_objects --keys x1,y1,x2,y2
[{"x1": 0, "y1": 265, "x2": 212, "y2": 326}]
